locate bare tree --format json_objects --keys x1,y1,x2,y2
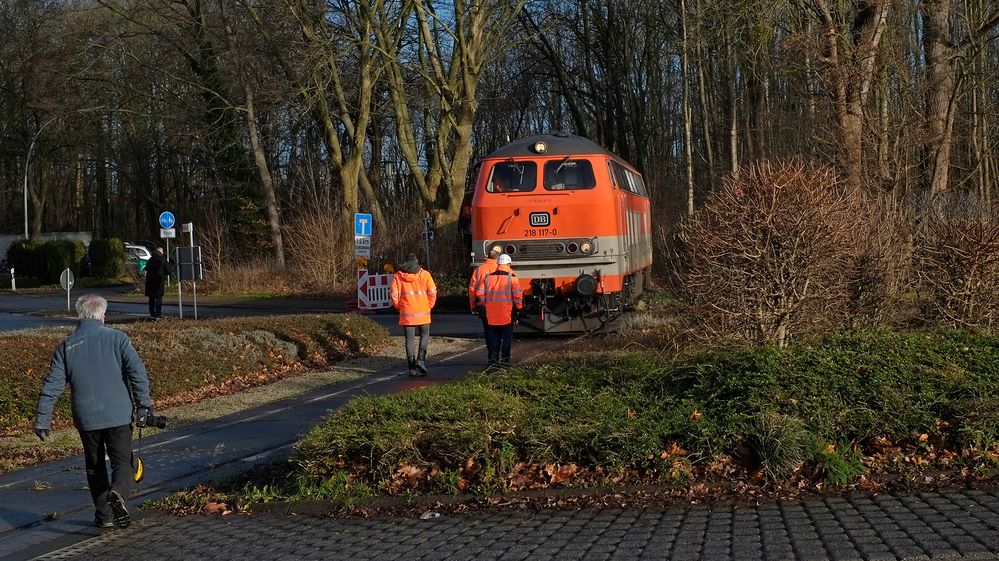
[
  {"x1": 374, "y1": 0, "x2": 527, "y2": 227},
  {"x1": 919, "y1": 0, "x2": 999, "y2": 195},
  {"x1": 793, "y1": 0, "x2": 891, "y2": 191},
  {"x1": 243, "y1": 0, "x2": 386, "y2": 235}
]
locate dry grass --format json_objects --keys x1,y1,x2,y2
[
  {"x1": 0, "y1": 335, "x2": 479, "y2": 475},
  {"x1": 0, "y1": 314, "x2": 388, "y2": 436}
]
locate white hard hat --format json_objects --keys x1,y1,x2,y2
[{"x1": 497, "y1": 254, "x2": 512, "y2": 265}]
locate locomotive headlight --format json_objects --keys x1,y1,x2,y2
[
  {"x1": 580, "y1": 241, "x2": 594, "y2": 255},
  {"x1": 532, "y1": 141, "x2": 547, "y2": 154}
]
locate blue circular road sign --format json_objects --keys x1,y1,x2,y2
[{"x1": 159, "y1": 211, "x2": 176, "y2": 229}]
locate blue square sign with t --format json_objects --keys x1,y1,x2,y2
[
  {"x1": 354, "y1": 213, "x2": 372, "y2": 236},
  {"x1": 159, "y1": 211, "x2": 176, "y2": 229}
]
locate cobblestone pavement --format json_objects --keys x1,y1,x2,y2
[{"x1": 36, "y1": 489, "x2": 999, "y2": 560}]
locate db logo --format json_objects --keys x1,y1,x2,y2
[{"x1": 529, "y1": 212, "x2": 550, "y2": 227}]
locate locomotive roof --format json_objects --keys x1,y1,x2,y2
[{"x1": 483, "y1": 133, "x2": 627, "y2": 164}]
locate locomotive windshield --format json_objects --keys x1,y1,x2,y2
[
  {"x1": 544, "y1": 159, "x2": 596, "y2": 191},
  {"x1": 486, "y1": 161, "x2": 537, "y2": 192}
]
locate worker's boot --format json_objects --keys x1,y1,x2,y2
[
  {"x1": 416, "y1": 350, "x2": 428, "y2": 376},
  {"x1": 407, "y1": 356, "x2": 418, "y2": 378}
]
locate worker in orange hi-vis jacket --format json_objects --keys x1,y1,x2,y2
[
  {"x1": 390, "y1": 253, "x2": 438, "y2": 377},
  {"x1": 468, "y1": 248, "x2": 500, "y2": 360},
  {"x1": 475, "y1": 254, "x2": 523, "y2": 368}
]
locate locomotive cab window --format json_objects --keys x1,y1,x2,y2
[
  {"x1": 544, "y1": 159, "x2": 596, "y2": 191},
  {"x1": 487, "y1": 161, "x2": 537, "y2": 193}
]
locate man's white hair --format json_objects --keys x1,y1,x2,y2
[{"x1": 76, "y1": 294, "x2": 108, "y2": 320}]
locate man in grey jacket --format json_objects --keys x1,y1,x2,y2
[{"x1": 35, "y1": 294, "x2": 153, "y2": 529}]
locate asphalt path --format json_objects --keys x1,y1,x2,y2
[{"x1": 0, "y1": 289, "x2": 480, "y2": 337}]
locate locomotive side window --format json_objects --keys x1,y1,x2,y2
[
  {"x1": 487, "y1": 161, "x2": 537, "y2": 193},
  {"x1": 633, "y1": 174, "x2": 649, "y2": 197},
  {"x1": 610, "y1": 161, "x2": 648, "y2": 197},
  {"x1": 544, "y1": 159, "x2": 596, "y2": 190},
  {"x1": 611, "y1": 161, "x2": 633, "y2": 194}
]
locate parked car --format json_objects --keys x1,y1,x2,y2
[{"x1": 125, "y1": 244, "x2": 152, "y2": 272}]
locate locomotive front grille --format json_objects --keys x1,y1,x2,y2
[{"x1": 491, "y1": 238, "x2": 595, "y2": 260}]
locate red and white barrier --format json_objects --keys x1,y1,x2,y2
[{"x1": 357, "y1": 268, "x2": 393, "y2": 311}]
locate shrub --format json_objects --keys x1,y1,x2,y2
[
  {"x1": 284, "y1": 209, "x2": 355, "y2": 293},
  {"x1": 89, "y1": 238, "x2": 125, "y2": 279},
  {"x1": 915, "y1": 193, "x2": 999, "y2": 330},
  {"x1": 6, "y1": 240, "x2": 44, "y2": 279},
  {"x1": 843, "y1": 197, "x2": 914, "y2": 327},
  {"x1": 41, "y1": 240, "x2": 85, "y2": 283},
  {"x1": 681, "y1": 160, "x2": 865, "y2": 347}
]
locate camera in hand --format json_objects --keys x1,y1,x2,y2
[{"x1": 136, "y1": 408, "x2": 169, "y2": 429}]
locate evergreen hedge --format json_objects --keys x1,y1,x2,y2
[
  {"x1": 89, "y1": 238, "x2": 125, "y2": 279},
  {"x1": 6, "y1": 240, "x2": 86, "y2": 282}
]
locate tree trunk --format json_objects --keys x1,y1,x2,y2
[
  {"x1": 811, "y1": 0, "x2": 890, "y2": 192},
  {"x1": 681, "y1": 0, "x2": 695, "y2": 216},
  {"x1": 244, "y1": 88, "x2": 285, "y2": 269},
  {"x1": 726, "y1": 21, "x2": 739, "y2": 179},
  {"x1": 29, "y1": 163, "x2": 48, "y2": 239},
  {"x1": 921, "y1": 0, "x2": 959, "y2": 195}
]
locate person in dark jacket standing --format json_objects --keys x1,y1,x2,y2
[
  {"x1": 144, "y1": 247, "x2": 174, "y2": 319},
  {"x1": 34, "y1": 294, "x2": 153, "y2": 529}
]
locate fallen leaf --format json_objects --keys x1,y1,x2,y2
[{"x1": 205, "y1": 502, "x2": 226, "y2": 514}]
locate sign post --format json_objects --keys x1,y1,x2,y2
[
  {"x1": 182, "y1": 222, "x2": 197, "y2": 319},
  {"x1": 421, "y1": 217, "x2": 434, "y2": 270},
  {"x1": 176, "y1": 247, "x2": 183, "y2": 319},
  {"x1": 160, "y1": 212, "x2": 177, "y2": 294},
  {"x1": 160, "y1": 227, "x2": 176, "y2": 287},
  {"x1": 59, "y1": 268, "x2": 75, "y2": 311},
  {"x1": 354, "y1": 213, "x2": 372, "y2": 259}
]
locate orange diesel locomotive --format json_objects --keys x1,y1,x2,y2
[{"x1": 469, "y1": 133, "x2": 653, "y2": 333}]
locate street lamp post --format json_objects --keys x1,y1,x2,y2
[{"x1": 22, "y1": 106, "x2": 106, "y2": 240}]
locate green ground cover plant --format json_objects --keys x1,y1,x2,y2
[
  {"x1": 186, "y1": 329, "x2": 998, "y2": 510},
  {"x1": 0, "y1": 314, "x2": 388, "y2": 435}
]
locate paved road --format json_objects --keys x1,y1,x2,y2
[
  {"x1": 0, "y1": 289, "x2": 479, "y2": 337},
  {"x1": 31, "y1": 490, "x2": 999, "y2": 561},
  {"x1": 0, "y1": 312, "x2": 75, "y2": 331}
]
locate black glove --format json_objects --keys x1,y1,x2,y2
[
  {"x1": 136, "y1": 407, "x2": 152, "y2": 428},
  {"x1": 35, "y1": 427, "x2": 50, "y2": 441}
]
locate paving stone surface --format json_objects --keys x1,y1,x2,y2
[{"x1": 33, "y1": 489, "x2": 999, "y2": 560}]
